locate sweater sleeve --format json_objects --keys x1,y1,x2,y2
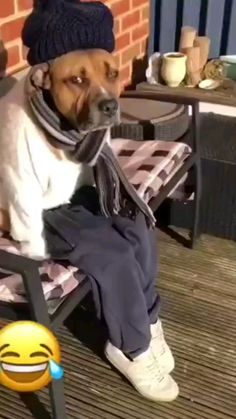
[{"x1": 1, "y1": 107, "x2": 48, "y2": 257}]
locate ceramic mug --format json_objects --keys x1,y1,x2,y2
[{"x1": 161, "y1": 52, "x2": 187, "y2": 87}]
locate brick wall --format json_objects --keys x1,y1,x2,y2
[{"x1": 0, "y1": 0, "x2": 150, "y2": 86}]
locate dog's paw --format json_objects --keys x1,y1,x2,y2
[{"x1": 20, "y1": 240, "x2": 49, "y2": 261}]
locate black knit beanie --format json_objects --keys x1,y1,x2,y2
[{"x1": 22, "y1": 0, "x2": 115, "y2": 65}]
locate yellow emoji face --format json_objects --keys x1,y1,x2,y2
[{"x1": 0, "y1": 321, "x2": 63, "y2": 392}]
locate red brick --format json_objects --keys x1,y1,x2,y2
[
  {"x1": 142, "y1": 5, "x2": 149, "y2": 20},
  {"x1": 115, "y1": 32, "x2": 130, "y2": 51},
  {"x1": 0, "y1": 0, "x2": 15, "y2": 18},
  {"x1": 0, "y1": 0, "x2": 149, "y2": 83},
  {"x1": 111, "y1": 0, "x2": 130, "y2": 17},
  {"x1": 113, "y1": 52, "x2": 121, "y2": 68},
  {"x1": 121, "y1": 43, "x2": 140, "y2": 65},
  {"x1": 120, "y1": 65, "x2": 130, "y2": 82},
  {"x1": 132, "y1": 22, "x2": 149, "y2": 42},
  {"x1": 1, "y1": 17, "x2": 26, "y2": 43},
  {"x1": 17, "y1": 0, "x2": 33, "y2": 11},
  {"x1": 114, "y1": 18, "x2": 120, "y2": 35},
  {"x1": 141, "y1": 38, "x2": 148, "y2": 54},
  {"x1": 7, "y1": 45, "x2": 20, "y2": 68},
  {"x1": 132, "y1": 0, "x2": 148, "y2": 7},
  {"x1": 122, "y1": 10, "x2": 140, "y2": 31}
]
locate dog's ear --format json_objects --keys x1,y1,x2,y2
[{"x1": 30, "y1": 63, "x2": 51, "y2": 90}]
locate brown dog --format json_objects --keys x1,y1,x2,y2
[
  {"x1": 0, "y1": 49, "x2": 121, "y2": 258},
  {"x1": 31, "y1": 49, "x2": 121, "y2": 130}
]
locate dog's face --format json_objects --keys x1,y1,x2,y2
[{"x1": 31, "y1": 49, "x2": 121, "y2": 132}]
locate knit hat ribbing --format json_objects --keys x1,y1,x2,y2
[{"x1": 22, "y1": 0, "x2": 115, "y2": 65}]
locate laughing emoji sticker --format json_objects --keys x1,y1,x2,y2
[{"x1": 0, "y1": 321, "x2": 64, "y2": 392}]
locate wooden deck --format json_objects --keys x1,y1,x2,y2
[{"x1": 0, "y1": 230, "x2": 236, "y2": 419}]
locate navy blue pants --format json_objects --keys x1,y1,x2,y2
[{"x1": 43, "y1": 187, "x2": 160, "y2": 357}]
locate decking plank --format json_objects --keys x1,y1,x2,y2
[{"x1": 0, "y1": 231, "x2": 235, "y2": 419}]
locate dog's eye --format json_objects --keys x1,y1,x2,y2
[
  {"x1": 108, "y1": 70, "x2": 119, "y2": 80},
  {"x1": 70, "y1": 76, "x2": 83, "y2": 85}
]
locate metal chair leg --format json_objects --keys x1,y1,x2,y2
[
  {"x1": 22, "y1": 267, "x2": 67, "y2": 418},
  {"x1": 49, "y1": 380, "x2": 67, "y2": 419},
  {"x1": 190, "y1": 159, "x2": 202, "y2": 248}
]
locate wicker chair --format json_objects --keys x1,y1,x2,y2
[{"x1": 0, "y1": 90, "x2": 201, "y2": 418}]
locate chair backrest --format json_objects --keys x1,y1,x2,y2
[{"x1": 0, "y1": 68, "x2": 28, "y2": 99}]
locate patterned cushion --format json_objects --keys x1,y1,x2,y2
[
  {"x1": 0, "y1": 138, "x2": 193, "y2": 304},
  {"x1": 0, "y1": 236, "x2": 84, "y2": 304},
  {"x1": 113, "y1": 138, "x2": 192, "y2": 201}
]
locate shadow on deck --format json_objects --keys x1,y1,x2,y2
[{"x1": 0, "y1": 230, "x2": 236, "y2": 419}]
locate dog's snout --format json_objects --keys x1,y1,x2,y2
[{"x1": 98, "y1": 99, "x2": 118, "y2": 117}]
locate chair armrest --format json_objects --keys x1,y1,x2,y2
[
  {"x1": 121, "y1": 89, "x2": 199, "y2": 107},
  {"x1": 0, "y1": 249, "x2": 41, "y2": 275},
  {"x1": 0, "y1": 250, "x2": 50, "y2": 326}
]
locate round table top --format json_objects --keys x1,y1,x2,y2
[{"x1": 119, "y1": 97, "x2": 185, "y2": 124}]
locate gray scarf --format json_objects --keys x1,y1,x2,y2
[{"x1": 25, "y1": 69, "x2": 155, "y2": 227}]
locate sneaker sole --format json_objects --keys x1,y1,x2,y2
[{"x1": 105, "y1": 347, "x2": 179, "y2": 403}]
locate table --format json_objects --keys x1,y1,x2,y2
[
  {"x1": 112, "y1": 95, "x2": 189, "y2": 141},
  {"x1": 137, "y1": 81, "x2": 236, "y2": 107},
  {"x1": 136, "y1": 82, "x2": 236, "y2": 240}
]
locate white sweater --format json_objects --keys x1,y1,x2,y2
[{"x1": 0, "y1": 76, "x2": 94, "y2": 257}]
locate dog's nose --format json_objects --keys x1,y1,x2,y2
[{"x1": 98, "y1": 99, "x2": 118, "y2": 117}]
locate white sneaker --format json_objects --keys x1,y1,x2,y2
[
  {"x1": 105, "y1": 342, "x2": 179, "y2": 402},
  {"x1": 150, "y1": 319, "x2": 175, "y2": 375}
]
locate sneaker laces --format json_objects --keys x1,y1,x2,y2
[{"x1": 134, "y1": 351, "x2": 165, "y2": 384}]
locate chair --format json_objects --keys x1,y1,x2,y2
[
  {"x1": 119, "y1": 90, "x2": 201, "y2": 248},
  {"x1": 0, "y1": 249, "x2": 91, "y2": 419},
  {"x1": 0, "y1": 90, "x2": 201, "y2": 418}
]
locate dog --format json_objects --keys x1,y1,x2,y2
[{"x1": 0, "y1": 49, "x2": 121, "y2": 259}]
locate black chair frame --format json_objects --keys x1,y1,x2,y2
[{"x1": 121, "y1": 90, "x2": 202, "y2": 248}]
